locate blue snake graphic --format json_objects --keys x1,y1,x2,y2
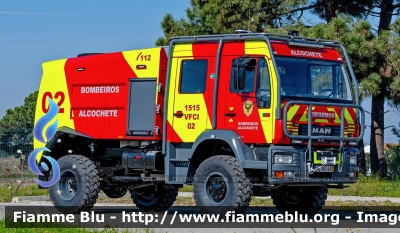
[{"x1": 28, "y1": 97, "x2": 61, "y2": 187}]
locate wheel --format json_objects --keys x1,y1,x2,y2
[
  {"x1": 193, "y1": 155, "x2": 252, "y2": 215},
  {"x1": 130, "y1": 183, "x2": 179, "y2": 212},
  {"x1": 49, "y1": 154, "x2": 100, "y2": 214},
  {"x1": 102, "y1": 186, "x2": 127, "y2": 198},
  {"x1": 272, "y1": 186, "x2": 328, "y2": 216}
]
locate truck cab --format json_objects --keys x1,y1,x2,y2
[{"x1": 161, "y1": 32, "x2": 364, "y2": 214}]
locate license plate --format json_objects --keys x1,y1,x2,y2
[{"x1": 314, "y1": 165, "x2": 335, "y2": 172}]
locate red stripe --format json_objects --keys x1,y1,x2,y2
[{"x1": 167, "y1": 121, "x2": 182, "y2": 142}]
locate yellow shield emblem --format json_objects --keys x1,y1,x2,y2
[{"x1": 243, "y1": 100, "x2": 253, "y2": 117}]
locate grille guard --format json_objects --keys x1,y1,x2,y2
[
  {"x1": 283, "y1": 100, "x2": 365, "y2": 162},
  {"x1": 283, "y1": 100, "x2": 365, "y2": 142}
]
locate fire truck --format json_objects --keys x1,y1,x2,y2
[{"x1": 34, "y1": 31, "x2": 365, "y2": 215}]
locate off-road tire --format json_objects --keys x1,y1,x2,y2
[
  {"x1": 272, "y1": 186, "x2": 328, "y2": 216},
  {"x1": 102, "y1": 186, "x2": 127, "y2": 198},
  {"x1": 193, "y1": 155, "x2": 252, "y2": 215},
  {"x1": 130, "y1": 184, "x2": 179, "y2": 212},
  {"x1": 49, "y1": 154, "x2": 100, "y2": 214}
]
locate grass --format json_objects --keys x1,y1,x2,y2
[
  {"x1": 0, "y1": 157, "x2": 37, "y2": 179},
  {"x1": 0, "y1": 182, "x2": 48, "y2": 202},
  {"x1": 96, "y1": 194, "x2": 400, "y2": 208},
  {"x1": 328, "y1": 174, "x2": 400, "y2": 197}
]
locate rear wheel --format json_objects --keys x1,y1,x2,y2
[
  {"x1": 193, "y1": 155, "x2": 252, "y2": 215},
  {"x1": 130, "y1": 183, "x2": 179, "y2": 212},
  {"x1": 272, "y1": 186, "x2": 328, "y2": 215},
  {"x1": 49, "y1": 155, "x2": 100, "y2": 214}
]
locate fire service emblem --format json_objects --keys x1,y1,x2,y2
[{"x1": 243, "y1": 100, "x2": 254, "y2": 117}]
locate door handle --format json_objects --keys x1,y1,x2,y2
[
  {"x1": 174, "y1": 111, "x2": 183, "y2": 118},
  {"x1": 225, "y1": 113, "x2": 236, "y2": 117}
]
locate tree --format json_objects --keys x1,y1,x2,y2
[
  {"x1": 0, "y1": 91, "x2": 38, "y2": 155},
  {"x1": 0, "y1": 91, "x2": 38, "y2": 130},
  {"x1": 156, "y1": 0, "x2": 308, "y2": 46},
  {"x1": 155, "y1": 0, "x2": 376, "y2": 46},
  {"x1": 363, "y1": 0, "x2": 400, "y2": 177},
  {"x1": 309, "y1": 0, "x2": 374, "y2": 22},
  {"x1": 386, "y1": 128, "x2": 400, "y2": 178}
]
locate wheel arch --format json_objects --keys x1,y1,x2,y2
[
  {"x1": 186, "y1": 130, "x2": 254, "y2": 182},
  {"x1": 41, "y1": 127, "x2": 93, "y2": 162}
]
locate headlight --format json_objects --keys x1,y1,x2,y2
[
  {"x1": 349, "y1": 156, "x2": 357, "y2": 165},
  {"x1": 274, "y1": 155, "x2": 293, "y2": 164}
]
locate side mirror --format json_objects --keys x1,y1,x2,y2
[{"x1": 257, "y1": 100, "x2": 267, "y2": 108}]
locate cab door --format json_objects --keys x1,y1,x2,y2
[
  {"x1": 217, "y1": 55, "x2": 274, "y2": 144},
  {"x1": 169, "y1": 57, "x2": 214, "y2": 143}
]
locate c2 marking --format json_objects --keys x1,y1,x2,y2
[{"x1": 42, "y1": 91, "x2": 65, "y2": 113}]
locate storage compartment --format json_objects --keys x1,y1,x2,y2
[{"x1": 126, "y1": 79, "x2": 157, "y2": 136}]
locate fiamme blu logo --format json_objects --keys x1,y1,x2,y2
[{"x1": 28, "y1": 97, "x2": 61, "y2": 187}]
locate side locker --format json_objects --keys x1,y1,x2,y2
[{"x1": 126, "y1": 79, "x2": 157, "y2": 136}]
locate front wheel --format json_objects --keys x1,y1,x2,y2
[
  {"x1": 49, "y1": 155, "x2": 100, "y2": 214},
  {"x1": 272, "y1": 186, "x2": 328, "y2": 216},
  {"x1": 193, "y1": 155, "x2": 252, "y2": 215}
]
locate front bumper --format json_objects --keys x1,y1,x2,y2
[{"x1": 263, "y1": 145, "x2": 360, "y2": 185}]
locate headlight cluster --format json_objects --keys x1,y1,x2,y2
[{"x1": 274, "y1": 155, "x2": 293, "y2": 164}]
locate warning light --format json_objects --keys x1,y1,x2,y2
[{"x1": 274, "y1": 171, "x2": 284, "y2": 178}]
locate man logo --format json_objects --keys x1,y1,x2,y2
[
  {"x1": 312, "y1": 127, "x2": 332, "y2": 135},
  {"x1": 243, "y1": 100, "x2": 254, "y2": 117}
]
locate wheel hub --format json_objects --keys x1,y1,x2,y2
[
  {"x1": 282, "y1": 188, "x2": 304, "y2": 204},
  {"x1": 59, "y1": 170, "x2": 78, "y2": 201},
  {"x1": 205, "y1": 172, "x2": 228, "y2": 204}
]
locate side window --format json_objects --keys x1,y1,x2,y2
[
  {"x1": 180, "y1": 60, "x2": 208, "y2": 93},
  {"x1": 335, "y1": 66, "x2": 348, "y2": 99},
  {"x1": 256, "y1": 57, "x2": 271, "y2": 108},
  {"x1": 230, "y1": 57, "x2": 256, "y2": 92}
]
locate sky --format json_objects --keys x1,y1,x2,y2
[{"x1": 1, "y1": 0, "x2": 399, "y2": 144}]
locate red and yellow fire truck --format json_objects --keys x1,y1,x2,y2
[{"x1": 34, "y1": 31, "x2": 365, "y2": 215}]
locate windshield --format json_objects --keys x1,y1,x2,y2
[{"x1": 275, "y1": 56, "x2": 353, "y2": 101}]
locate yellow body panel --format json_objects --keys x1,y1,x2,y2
[
  {"x1": 34, "y1": 59, "x2": 75, "y2": 161},
  {"x1": 167, "y1": 44, "x2": 212, "y2": 142},
  {"x1": 122, "y1": 48, "x2": 164, "y2": 103},
  {"x1": 244, "y1": 41, "x2": 276, "y2": 143}
]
